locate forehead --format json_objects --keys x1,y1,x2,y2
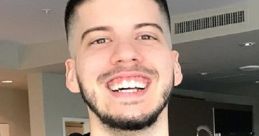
[{"x1": 75, "y1": 0, "x2": 163, "y2": 28}]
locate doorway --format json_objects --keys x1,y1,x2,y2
[{"x1": 63, "y1": 118, "x2": 89, "y2": 136}]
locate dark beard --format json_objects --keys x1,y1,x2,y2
[
  {"x1": 77, "y1": 65, "x2": 174, "y2": 130},
  {"x1": 78, "y1": 80, "x2": 173, "y2": 131}
]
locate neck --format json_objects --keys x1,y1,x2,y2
[{"x1": 88, "y1": 106, "x2": 169, "y2": 136}]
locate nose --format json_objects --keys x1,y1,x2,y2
[{"x1": 110, "y1": 41, "x2": 143, "y2": 65}]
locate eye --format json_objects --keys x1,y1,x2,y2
[
  {"x1": 90, "y1": 38, "x2": 112, "y2": 45},
  {"x1": 136, "y1": 34, "x2": 157, "y2": 40}
]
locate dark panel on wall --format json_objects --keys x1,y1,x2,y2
[
  {"x1": 168, "y1": 96, "x2": 213, "y2": 136},
  {"x1": 168, "y1": 95, "x2": 253, "y2": 136}
]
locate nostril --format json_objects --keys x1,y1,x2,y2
[
  {"x1": 117, "y1": 60, "x2": 123, "y2": 63},
  {"x1": 116, "y1": 58, "x2": 138, "y2": 63},
  {"x1": 132, "y1": 58, "x2": 138, "y2": 61}
]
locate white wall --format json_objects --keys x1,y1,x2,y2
[
  {"x1": 42, "y1": 73, "x2": 88, "y2": 136},
  {"x1": 27, "y1": 73, "x2": 46, "y2": 136},
  {"x1": 0, "y1": 41, "x2": 22, "y2": 69},
  {"x1": 20, "y1": 40, "x2": 69, "y2": 70},
  {"x1": 27, "y1": 72, "x2": 88, "y2": 136},
  {"x1": 0, "y1": 88, "x2": 30, "y2": 136}
]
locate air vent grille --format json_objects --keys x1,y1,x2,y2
[{"x1": 175, "y1": 11, "x2": 245, "y2": 34}]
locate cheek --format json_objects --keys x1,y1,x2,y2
[
  {"x1": 76, "y1": 51, "x2": 110, "y2": 82},
  {"x1": 147, "y1": 50, "x2": 174, "y2": 86},
  {"x1": 146, "y1": 49, "x2": 174, "y2": 73}
]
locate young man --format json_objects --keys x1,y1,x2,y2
[{"x1": 64, "y1": 0, "x2": 183, "y2": 136}]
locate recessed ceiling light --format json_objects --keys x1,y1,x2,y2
[
  {"x1": 240, "y1": 42, "x2": 256, "y2": 47},
  {"x1": 239, "y1": 65, "x2": 259, "y2": 71},
  {"x1": 255, "y1": 81, "x2": 259, "y2": 84},
  {"x1": 1, "y1": 80, "x2": 13, "y2": 84},
  {"x1": 200, "y1": 72, "x2": 208, "y2": 76},
  {"x1": 41, "y1": 8, "x2": 52, "y2": 14}
]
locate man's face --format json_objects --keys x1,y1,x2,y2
[{"x1": 66, "y1": 0, "x2": 182, "y2": 130}]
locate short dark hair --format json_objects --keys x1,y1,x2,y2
[
  {"x1": 64, "y1": 0, "x2": 171, "y2": 41},
  {"x1": 69, "y1": 132, "x2": 83, "y2": 136}
]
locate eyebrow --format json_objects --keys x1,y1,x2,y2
[
  {"x1": 134, "y1": 23, "x2": 164, "y2": 33},
  {"x1": 80, "y1": 23, "x2": 164, "y2": 42},
  {"x1": 81, "y1": 26, "x2": 112, "y2": 43}
]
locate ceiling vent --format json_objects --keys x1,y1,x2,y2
[{"x1": 174, "y1": 11, "x2": 245, "y2": 34}]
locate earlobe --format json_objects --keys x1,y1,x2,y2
[
  {"x1": 65, "y1": 59, "x2": 80, "y2": 93},
  {"x1": 171, "y1": 51, "x2": 183, "y2": 86}
]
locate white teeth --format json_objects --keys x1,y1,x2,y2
[
  {"x1": 109, "y1": 80, "x2": 147, "y2": 92},
  {"x1": 118, "y1": 89, "x2": 138, "y2": 93},
  {"x1": 137, "y1": 82, "x2": 145, "y2": 88},
  {"x1": 129, "y1": 80, "x2": 135, "y2": 88},
  {"x1": 122, "y1": 80, "x2": 128, "y2": 88}
]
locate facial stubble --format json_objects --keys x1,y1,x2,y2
[{"x1": 77, "y1": 65, "x2": 174, "y2": 131}]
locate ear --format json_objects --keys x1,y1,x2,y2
[
  {"x1": 171, "y1": 50, "x2": 183, "y2": 86},
  {"x1": 65, "y1": 59, "x2": 80, "y2": 93}
]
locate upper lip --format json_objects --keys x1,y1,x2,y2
[{"x1": 105, "y1": 71, "x2": 152, "y2": 84}]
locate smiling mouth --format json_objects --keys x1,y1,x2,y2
[{"x1": 107, "y1": 76, "x2": 150, "y2": 93}]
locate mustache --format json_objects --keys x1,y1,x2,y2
[{"x1": 97, "y1": 65, "x2": 158, "y2": 84}]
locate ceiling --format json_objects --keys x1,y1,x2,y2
[
  {"x1": 176, "y1": 30, "x2": 259, "y2": 91},
  {"x1": 0, "y1": 0, "x2": 258, "y2": 92}
]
